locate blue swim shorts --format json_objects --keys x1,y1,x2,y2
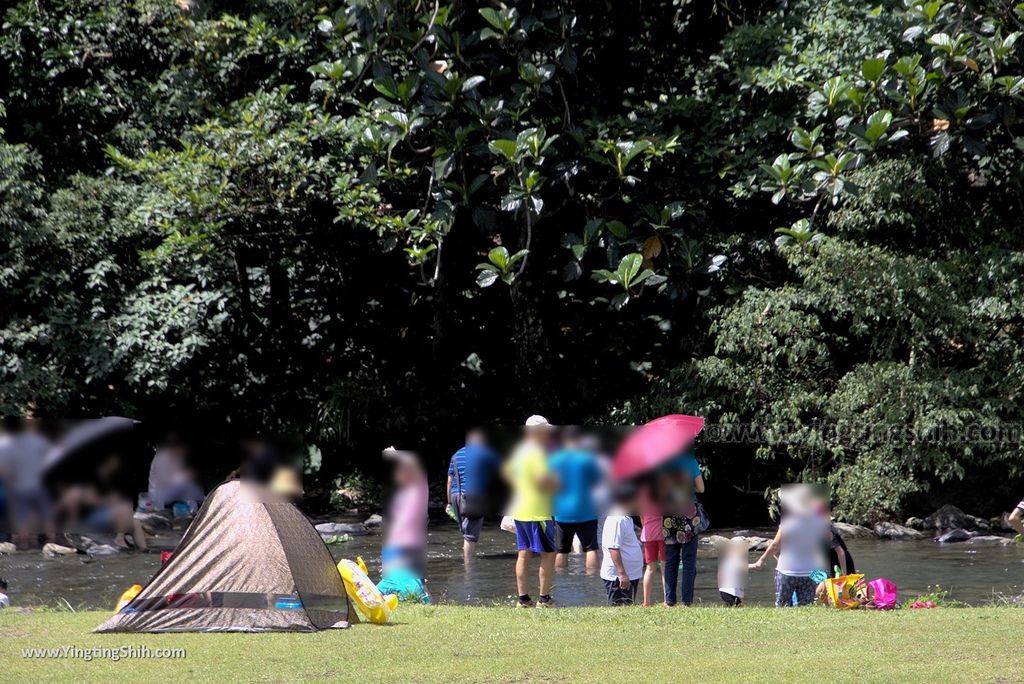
[{"x1": 514, "y1": 519, "x2": 556, "y2": 554}]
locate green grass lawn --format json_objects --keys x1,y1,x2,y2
[{"x1": 2, "y1": 605, "x2": 1022, "y2": 683}]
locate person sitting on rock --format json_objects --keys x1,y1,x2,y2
[
  {"x1": 147, "y1": 433, "x2": 204, "y2": 511},
  {"x1": 56, "y1": 454, "x2": 147, "y2": 552}
]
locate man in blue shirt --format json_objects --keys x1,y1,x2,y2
[
  {"x1": 447, "y1": 429, "x2": 499, "y2": 558},
  {"x1": 549, "y1": 428, "x2": 603, "y2": 571}
]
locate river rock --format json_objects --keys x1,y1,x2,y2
[
  {"x1": 87, "y1": 544, "x2": 123, "y2": 556},
  {"x1": 742, "y1": 536, "x2": 771, "y2": 551},
  {"x1": 363, "y1": 514, "x2": 383, "y2": 530},
  {"x1": 701, "y1": 534, "x2": 730, "y2": 548},
  {"x1": 905, "y1": 517, "x2": 924, "y2": 530},
  {"x1": 732, "y1": 529, "x2": 756, "y2": 537},
  {"x1": 964, "y1": 514, "x2": 989, "y2": 531},
  {"x1": 697, "y1": 546, "x2": 719, "y2": 560},
  {"x1": 966, "y1": 535, "x2": 1015, "y2": 547},
  {"x1": 315, "y1": 522, "x2": 369, "y2": 537},
  {"x1": 135, "y1": 511, "x2": 171, "y2": 528},
  {"x1": 61, "y1": 532, "x2": 121, "y2": 553},
  {"x1": 874, "y1": 522, "x2": 925, "y2": 540},
  {"x1": 935, "y1": 528, "x2": 974, "y2": 543},
  {"x1": 0, "y1": 541, "x2": 16, "y2": 554},
  {"x1": 923, "y1": 505, "x2": 969, "y2": 531},
  {"x1": 320, "y1": 533, "x2": 353, "y2": 545},
  {"x1": 990, "y1": 514, "x2": 1015, "y2": 532},
  {"x1": 135, "y1": 511, "x2": 172, "y2": 530},
  {"x1": 832, "y1": 522, "x2": 876, "y2": 538},
  {"x1": 42, "y1": 543, "x2": 78, "y2": 558}
]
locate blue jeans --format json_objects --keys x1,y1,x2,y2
[{"x1": 664, "y1": 535, "x2": 698, "y2": 605}]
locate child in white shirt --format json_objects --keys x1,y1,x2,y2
[
  {"x1": 0, "y1": 578, "x2": 10, "y2": 608},
  {"x1": 718, "y1": 538, "x2": 749, "y2": 606}
]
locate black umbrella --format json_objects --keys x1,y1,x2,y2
[{"x1": 44, "y1": 417, "x2": 150, "y2": 493}]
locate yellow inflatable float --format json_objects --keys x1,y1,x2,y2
[
  {"x1": 824, "y1": 573, "x2": 867, "y2": 609},
  {"x1": 337, "y1": 557, "x2": 398, "y2": 625},
  {"x1": 114, "y1": 584, "x2": 143, "y2": 612}
]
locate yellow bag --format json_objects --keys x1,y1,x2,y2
[
  {"x1": 825, "y1": 573, "x2": 866, "y2": 609},
  {"x1": 337, "y1": 557, "x2": 398, "y2": 624},
  {"x1": 115, "y1": 584, "x2": 143, "y2": 612}
]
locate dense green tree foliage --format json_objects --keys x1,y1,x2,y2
[{"x1": 2, "y1": 0, "x2": 1022, "y2": 521}]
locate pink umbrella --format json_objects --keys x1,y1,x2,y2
[{"x1": 613, "y1": 414, "x2": 705, "y2": 479}]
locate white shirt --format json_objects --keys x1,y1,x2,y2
[
  {"x1": 600, "y1": 513, "x2": 643, "y2": 582},
  {"x1": 0, "y1": 592, "x2": 10, "y2": 608},
  {"x1": 718, "y1": 554, "x2": 747, "y2": 597},
  {"x1": 776, "y1": 515, "x2": 829, "y2": 577}
]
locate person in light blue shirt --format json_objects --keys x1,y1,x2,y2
[
  {"x1": 446, "y1": 429, "x2": 499, "y2": 558},
  {"x1": 549, "y1": 428, "x2": 603, "y2": 571}
]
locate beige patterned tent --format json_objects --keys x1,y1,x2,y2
[{"x1": 96, "y1": 480, "x2": 353, "y2": 633}]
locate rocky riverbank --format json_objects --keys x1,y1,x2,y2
[
  {"x1": 6, "y1": 501, "x2": 1016, "y2": 562},
  {"x1": 695, "y1": 504, "x2": 1021, "y2": 559}
]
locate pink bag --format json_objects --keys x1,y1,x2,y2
[{"x1": 868, "y1": 578, "x2": 898, "y2": 610}]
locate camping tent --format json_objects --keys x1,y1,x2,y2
[{"x1": 95, "y1": 480, "x2": 353, "y2": 633}]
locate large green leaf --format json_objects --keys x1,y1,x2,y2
[{"x1": 488, "y1": 139, "x2": 518, "y2": 161}]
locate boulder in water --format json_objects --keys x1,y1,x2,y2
[
  {"x1": 135, "y1": 511, "x2": 172, "y2": 532},
  {"x1": 87, "y1": 544, "x2": 123, "y2": 556},
  {"x1": 696, "y1": 546, "x2": 719, "y2": 560},
  {"x1": 874, "y1": 522, "x2": 925, "y2": 540},
  {"x1": 42, "y1": 543, "x2": 78, "y2": 558},
  {"x1": 935, "y1": 528, "x2": 973, "y2": 543},
  {"x1": 990, "y1": 514, "x2": 1015, "y2": 532},
  {"x1": 904, "y1": 517, "x2": 924, "y2": 530},
  {"x1": 743, "y1": 536, "x2": 771, "y2": 551},
  {"x1": 700, "y1": 534, "x2": 730, "y2": 548},
  {"x1": 314, "y1": 522, "x2": 369, "y2": 537},
  {"x1": 923, "y1": 505, "x2": 969, "y2": 531},
  {"x1": 0, "y1": 541, "x2": 16, "y2": 554},
  {"x1": 965, "y1": 535, "x2": 1015, "y2": 547},
  {"x1": 320, "y1": 533, "x2": 353, "y2": 545},
  {"x1": 62, "y1": 532, "x2": 120, "y2": 554},
  {"x1": 964, "y1": 514, "x2": 989, "y2": 531},
  {"x1": 832, "y1": 522, "x2": 876, "y2": 538},
  {"x1": 363, "y1": 514, "x2": 383, "y2": 530}
]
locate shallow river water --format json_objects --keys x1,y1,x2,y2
[{"x1": 2, "y1": 519, "x2": 1022, "y2": 610}]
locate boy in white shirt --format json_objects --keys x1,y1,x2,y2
[
  {"x1": 600, "y1": 492, "x2": 644, "y2": 605},
  {"x1": 0, "y1": 578, "x2": 10, "y2": 608}
]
